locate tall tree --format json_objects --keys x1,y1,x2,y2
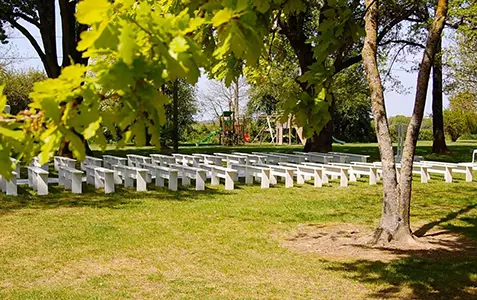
[
  {"x1": 0, "y1": 0, "x2": 91, "y2": 155},
  {"x1": 275, "y1": 1, "x2": 430, "y2": 152},
  {"x1": 0, "y1": 0, "x2": 88, "y2": 78},
  {"x1": 198, "y1": 76, "x2": 249, "y2": 121},
  {"x1": 363, "y1": 0, "x2": 448, "y2": 244},
  {"x1": 162, "y1": 80, "x2": 198, "y2": 148},
  {"x1": 432, "y1": 37, "x2": 448, "y2": 153}
]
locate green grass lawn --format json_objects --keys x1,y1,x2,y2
[{"x1": 1, "y1": 142, "x2": 477, "y2": 299}]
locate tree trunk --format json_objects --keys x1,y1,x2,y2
[
  {"x1": 36, "y1": 0, "x2": 61, "y2": 78},
  {"x1": 431, "y1": 38, "x2": 448, "y2": 153},
  {"x1": 56, "y1": 0, "x2": 93, "y2": 156},
  {"x1": 399, "y1": 0, "x2": 448, "y2": 241},
  {"x1": 279, "y1": 11, "x2": 333, "y2": 152},
  {"x1": 59, "y1": 0, "x2": 89, "y2": 67},
  {"x1": 362, "y1": 0, "x2": 448, "y2": 246},
  {"x1": 362, "y1": 0, "x2": 402, "y2": 245},
  {"x1": 172, "y1": 80, "x2": 179, "y2": 153},
  {"x1": 304, "y1": 114, "x2": 333, "y2": 152}
]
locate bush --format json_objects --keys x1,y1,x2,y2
[
  {"x1": 458, "y1": 133, "x2": 477, "y2": 140},
  {"x1": 183, "y1": 123, "x2": 220, "y2": 144},
  {"x1": 418, "y1": 129, "x2": 433, "y2": 141},
  {"x1": 444, "y1": 109, "x2": 471, "y2": 142},
  {"x1": 387, "y1": 116, "x2": 434, "y2": 142},
  {"x1": 0, "y1": 68, "x2": 47, "y2": 114}
]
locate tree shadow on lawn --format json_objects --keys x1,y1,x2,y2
[
  {"x1": 326, "y1": 204, "x2": 477, "y2": 299},
  {"x1": 0, "y1": 183, "x2": 230, "y2": 215}
]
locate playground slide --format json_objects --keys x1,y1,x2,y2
[
  {"x1": 332, "y1": 136, "x2": 346, "y2": 145},
  {"x1": 195, "y1": 128, "x2": 222, "y2": 146}
]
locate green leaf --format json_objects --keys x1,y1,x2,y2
[
  {"x1": 0, "y1": 127, "x2": 23, "y2": 141},
  {"x1": 76, "y1": 0, "x2": 112, "y2": 25},
  {"x1": 283, "y1": 0, "x2": 305, "y2": 14},
  {"x1": 212, "y1": 8, "x2": 234, "y2": 27},
  {"x1": 0, "y1": 84, "x2": 6, "y2": 113},
  {"x1": 170, "y1": 36, "x2": 189, "y2": 54},
  {"x1": 83, "y1": 118, "x2": 102, "y2": 139},
  {"x1": 253, "y1": 0, "x2": 270, "y2": 13},
  {"x1": 131, "y1": 120, "x2": 146, "y2": 146},
  {"x1": 39, "y1": 130, "x2": 60, "y2": 165},
  {"x1": 118, "y1": 25, "x2": 137, "y2": 66},
  {"x1": 236, "y1": 0, "x2": 249, "y2": 11},
  {"x1": 65, "y1": 130, "x2": 86, "y2": 161},
  {"x1": 77, "y1": 20, "x2": 110, "y2": 52}
]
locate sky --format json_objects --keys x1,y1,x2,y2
[{"x1": 0, "y1": 14, "x2": 449, "y2": 119}]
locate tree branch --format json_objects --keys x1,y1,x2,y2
[
  {"x1": 377, "y1": 7, "x2": 415, "y2": 43},
  {"x1": 7, "y1": 18, "x2": 46, "y2": 61},
  {"x1": 385, "y1": 44, "x2": 408, "y2": 78},
  {"x1": 335, "y1": 55, "x2": 362, "y2": 74},
  {"x1": 11, "y1": 12, "x2": 40, "y2": 28},
  {"x1": 379, "y1": 39, "x2": 425, "y2": 49}
]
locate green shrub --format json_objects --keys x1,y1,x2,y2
[
  {"x1": 457, "y1": 133, "x2": 477, "y2": 140},
  {"x1": 418, "y1": 129, "x2": 433, "y2": 141},
  {"x1": 0, "y1": 68, "x2": 46, "y2": 114}
]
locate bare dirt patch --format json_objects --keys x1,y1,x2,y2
[{"x1": 281, "y1": 223, "x2": 477, "y2": 261}]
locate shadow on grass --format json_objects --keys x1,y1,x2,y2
[
  {"x1": 414, "y1": 204, "x2": 477, "y2": 237},
  {"x1": 0, "y1": 183, "x2": 230, "y2": 216},
  {"x1": 328, "y1": 254, "x2": 477, "y2": 299},
  {"x1": 327, "y1": 204, "x2": 477, "y2": 299}
]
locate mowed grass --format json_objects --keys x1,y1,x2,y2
[{"x1": 0, "y1": 142, "x2": 477, "y2": 299}]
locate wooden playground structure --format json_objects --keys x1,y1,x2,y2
[
  {"x1": 252, "y1": 114, "x2": 307, "y2": 146},
  {"x1": 196, "y1": 113, "x2": 307, "y2": 147},
  {"x1": 219, "y1": 111, "x2": 245, "y2": 146}
]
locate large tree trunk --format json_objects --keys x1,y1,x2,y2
[
  {"x1": 59, "y1": 0, "x2": 89, "y2": 67},
  {"x1": 36, "y1": 0, "x2": 61, "y2": 78},
  {"x1": 399, "y1": 0, "x2": 448, "y2": 241},
  {"x1": 362, "y1": 0, "x2": 402, "y2": 245},
  {"x1": 431, "y1": 38, "x2": 448, "y2": 153},
  {"x1": 57, "y1": 0, "x2": 92, "y2": 156},
  {"x1": 304, "y1": 110, "x2": 333, "y2": 152},
  {"x1": 279, "y1": 11, "x2": 333, "y2": 152},
  {"x1": 362, "y1": 0, "x2": 448, "y2": 246}
]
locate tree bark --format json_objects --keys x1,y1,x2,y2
[
  {"x1": 431, "y1": 37, "x2": 448, "y2": 153},
  {"x1": 362, "y1": 0, "x2": 402, "y2": 244},
  {"x1": 399, "y1": 0, "x2": 448, "y2": 241}
]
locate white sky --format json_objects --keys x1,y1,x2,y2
[{"x1": 1, "y1": 14, "x2": 449, "y2": 119}]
